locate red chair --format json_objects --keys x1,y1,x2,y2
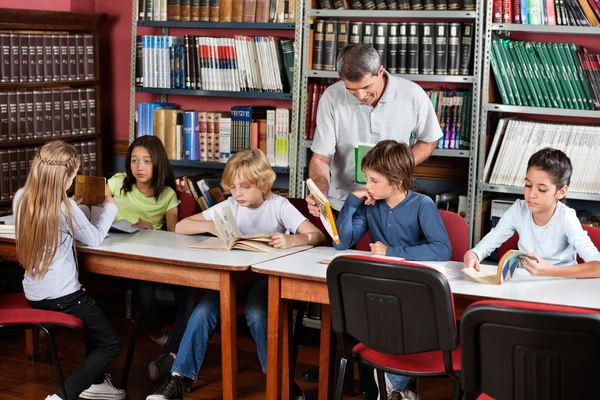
[
  {"x1": 0, "y1": 292, "x2": 84, "y2": 398},
  {"x1": 460, "y1": 300, "x2": 600, "y2": 400},
  {"x1": 327, "y1": 255, "x2": 462, "y2": 400}
]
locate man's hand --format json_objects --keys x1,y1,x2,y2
[{"x1": 306, "y1": 195, "x2": 320, "y2": 218}]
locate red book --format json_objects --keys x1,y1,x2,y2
[
  {"x1": 493, "y1": 0, "x2": 503, "y2": 22},
  {"x1": 512, "y1": 0, "x2": 521, "y2": 23},
  {"x1": 305, "y1": 83, "x2": 315, "y2": 140},
  {"x1": 546, "y1": 0, "x2": 557, "y2": 24},
  {"x1": 502, "y1": 0, "x2": 512, "y2": 23},
  {"x1": 250, "y1": 122, "x2": 259, "y2": 148}
]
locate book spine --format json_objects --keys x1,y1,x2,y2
[
  {"x1": 387, "y1": 23, "x2": 399, "y2": 73},
  {"x1": 1, "y1": 34, "x2": 10, "y2": 83},
  {"x1": 35, "y1": 34, "x2": 44, "y2": 82},
  {"x1": 61, "y1": 89, "x2": 72, "y2": 136},
  {"x1": 447, "y1": 0, "x2": 459, "y2": 8},
  {"x1": 181, "y1": 0, "x2": 191, "y2": 20},
  {"x1": 86, "y1": 88, "x2": 96, "y2": 134},
  {"x1": 68, "y1": 35, "x2": 77, "y2": 81},
  {"x1": 435, "y1": 0, "x2": 447, "y2": 9},
  {"x1": 42, "y1": 90, "x2": 52, "y2": 138},
  {"x1": 7, "y1": 92, "x2": 16, "y2": 141},
  {"x1": 0, "y1": 150, "x2": 8, "y2": 201},
  {"x1": 398, "y1": 23, "x2": 408, "y2": 73},
  {"x1": 406, "y1": 22, "x2": 420, "y2": 74},
  {"x1": 459, "y1": 23, "x2": 473, "y2": 75},
  {"x1": 71, "y1": 89, "x2": 80, "y2": 136},
  {"x1": 20, "y1": 34, "x2": 29, "y2": 83},
  {"x1": 362, "y1": 22, "x2": 374, "y2": 46},
  {"x1": 10, "y1": 34, "x2": 20, "y2": 83},
  {"x1": 84, "y1": 34, "x2": 95, "y2": 80},
  {"x1": 374, "y1": 23, "x2": 388, "y2": 68},
  {"x1": 463, "y1": 0, "x2": 475, "y2": 10},
  {"x1": 33, "y1": 91, "x2": 43, "y2": 139},
  {"x1": 434, "y1": 23, "x2": 448, "y2": 75},
  {"x1": 25, "y1": 90, "x2": 34, "y2": 139},
  {"x1": 0, "y1": 93, "x2": 7, "y2": 141},
  {"x1": 447, "y1": 23, "x2": 461, "y2": 75},
  {"x1": 323, "y1": 20, "x2": 338, "y2": 71},
  {"x1": 349, "y1": 21, "x2": 363, "y2": 44},
  {"x1": 312, "y1": 19, "x2": 325, "y2": 70},
  {"x1": 88, "y1": 140, "x2": 97, "y2": 176},
  {"x1": 336, "y1": 21, "x2": 350, "y2": 59},
  {"x1": 191, "y1": 0, "x2": 200, "y2": 20},
  {"x1": 8, "y1": 149, "x2": 17, "y2": 198},
  {"x1": 16, "y1": 91, "x2": 26, "y2": 140},
  {"x1": 420, "y1": 23, "x2": 434, "y2": 75},
  {"x1": 60, "y1": 35, "x2": 69, "y2": 81}
]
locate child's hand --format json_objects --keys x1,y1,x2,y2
[
  {"x1": 464, "y1": 251, "x2": 481, "y2": 271},
  {"x1": 370, "y1": 241, "x2": 387, "y2": 256},
  {"x1": 269, "y1": 232, "x2": 294, "y2": 249},
  {"x1": 103, "y1": 195, "x2": 118, "y2": 208},
  {"x1": 519, "y1": 253, "x2": 558, "y2": 277},
  {"x1": 353, "y1": 189, "x2": 375, "y2": 206},
  {"x1": 74, "y1": 197, "x2": 83, "y2": 205},
  {"x1": 132, "y1": 218, "x2": 153, "y2": 230}
]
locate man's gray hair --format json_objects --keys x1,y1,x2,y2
[{"x1": 336, "y1": 44, "x2": 381, "y2": 82}]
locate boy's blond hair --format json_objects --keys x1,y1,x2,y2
[{"x1": 221, "y1": 149, "x2": 276, "y2": 198}]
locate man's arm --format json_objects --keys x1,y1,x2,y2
[{"x1": 412, "y1": 140, "x2": 438, "y2": 165}]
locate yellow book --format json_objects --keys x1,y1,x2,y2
[
  {"x1": 306, "y1": 178, "x2": 340, "y2": 244},
  {"x1": 320, "y1": 252, "x2": 404, "y2": 265},
  {"x1": 74, "y1": 175, "x2": 106, "y2": 207},
  {"x1": 462, "y1": 250, "x2": 532, "y2": 285}
]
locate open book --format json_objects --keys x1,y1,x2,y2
[
  {"x1": 320, "y1": 252, "x2": 404, "y2": 265},
  {"x1": 355, "y1": 142, "x2": 374, "y2": 184},
  {"x1": 190, "y1": 205, "x2": 276, "y2": 252},
  {"x1": 462, "y1": 250, "x2": 531, "y2": 284},
  {"x1": 84, "y1": 205, "x2": 140, "y2": 234},
  {"x1": 306, "y1": 179, "x2": 340, "y2": 245},
  {"x1": 74, "y1": 175, "x2": 106, "y2": 206}
]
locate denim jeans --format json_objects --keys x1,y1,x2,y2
[
  {"x1": 28, "y1": 288, "x2": 122, "y2": 400},
  {"x1": 386, "y1": 373, "x2": 411, "y2": 391},
  {"x1": 171, "y1": 278, "x2": 268, "y2": 381},
  {"x1": 136, "y1": 282, "x2": 195, "y2": 354}
]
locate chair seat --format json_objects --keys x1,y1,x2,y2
[
  {"x1": 477, "y1": 394, "x2": 494, "y2": 400},
  {"x1": 0, "y1": 293, "x2": 83, "y2": 328},
  {"x1": 353, "y1": 343, "x2": 461, "y2": 374}
]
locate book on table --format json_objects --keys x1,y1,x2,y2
[
  {"x1": 305, "y1": 178, "x2": 340, "y2": 245},
  {"x1": 462, "y1": 250, "x2": 532, "y2": 285},
  {"x1": 355, "y1": 142, "x2": 374, "y2": 184},
  {"x1": 80, "y1": 206, "x2": 140, "y2": 234},
  {"x1": 190, "y1": 205, "x2": 275, "y2": 252},
  {"x1": 74, "y1": 175, "x2": 106, "y2": 206}
]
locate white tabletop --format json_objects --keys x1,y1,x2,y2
[
  {"x1": 251, "y1": 246, "x2": 600, "y2": 310},
  {"x1": 0, "y1": 228, "x2": 311, "y2": 271}
]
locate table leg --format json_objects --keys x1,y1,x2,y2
[
  {"x1": 266, "y1": 275, "x2": 283, "y2": 399},
  {"x1": 282, "y1": 300, "x2": 293, "y2": 400},
  {"x1": 318, "y1": 305, "x2": 334, "y2": 400},
  {"x1": 220, "y1": 271, "x2": 237, "y2": 400},
  {"x1": 26, "y1": 328, "x2": 38, "y2": 361}
]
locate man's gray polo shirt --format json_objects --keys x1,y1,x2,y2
[{"x1": 311, "y1": 72, "x2": 443, "y2": 210}]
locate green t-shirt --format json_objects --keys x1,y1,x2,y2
[{"x1": 108, "y1": 172, "x2": 180, "y2": 230}]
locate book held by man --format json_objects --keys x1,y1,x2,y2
[
  {"x1": 305, "y1": 178, "x2": 340, "y2": 244},
  {"x1": 462, "y1": 250, "x2": 531, "y2": 285},
  {"x1": 74, "y1": 175, "x2": 106, "y2": 206},
  {"x1": 355, "y1": 142, "x2": 374, "y2": 184},
  {"x1": 190, "y1": 205, "x2": 275, "y2": 252}
]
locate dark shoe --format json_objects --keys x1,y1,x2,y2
[
  {"x1": 183, "y1": 379, "x2": 192, "y2": 393},
  {"x1": 301, "y1": 367, "x2": 319, "y2": 383},
  {"x1": 149, "y1": 353, "x2": 175, "y2": 382},
  {"x1": 146, "y1": 374, "x2": 183, "y2": 400},
  {"x1": 293, "y1": 382, "x2": 305, "y2": 400}
]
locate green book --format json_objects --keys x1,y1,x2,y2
[
  {"x1": 355, "y1": 142, "x2": 374, "y2": 184},
  {"x1": 503, "y1": 40, "x2": 529, "y2": 106},
  {"x1": 566, "y1": 43, "x2": 594, "y2": 110},
  {"x1": 515, "y1": 41, "x2": 545, "y2": 107},
  {"x1": 552, "y1": 43, "x2": 580, "y2": 110},
  {"x1": 532, "y1": 42, "x2": 562, "y2": 108},
  {"x1": 540, "y1": 42, "x2": 571, "y2": 109},
  {"x1": 491, "y1": 39, "x2": 517, "y2": 106},
  {"x1": 489, "y1": 45, "x2": 510, "y2": 105},
  {"x1": 557, "y1": 43, "x2": 585, "y2": 110},
  {"x1": 509, "y1": 41, "x2": 538, "y2": 107}
]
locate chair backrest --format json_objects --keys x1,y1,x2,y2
[
  {"x1": 327, "y1": 255, "x2": 457, "y2": 355},
  {"x1": 288, "y1": 198, "x2": 332, "y2": 246},
  {"x1": 439, "y1": 210, "x2": 468, "y2": 262},
  {"x1": 355, "y1": 231, "x2": 371, "y2": 251},
  {"x1": 460, "y1": 300, "x2": 600, "y2": 400},
  {"x1": 175, "y1": 176, "x2": 197, "y2": 221}
]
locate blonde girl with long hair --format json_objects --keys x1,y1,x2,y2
[{"x1": 15, "y1": 141, "x2": 125, "y2": 400}]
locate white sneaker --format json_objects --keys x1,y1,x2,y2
[
  {"x1": 79, "y1": 374, "x2": 126, "y2": 400},
  {"x1": 45, "y1": 395, "x2": 62, "y2": 400},
  {"x1": 374, "y1": 369, "x2": 419, "y2": 400}
]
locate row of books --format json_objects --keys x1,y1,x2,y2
[
  {"x1": 0, "y1": 141, "x2": 97, "y2": 202},
  {"x1": 493, "y1": 0, "x2": 600, "y2": 26},
  {"x1": 490, "y1": 39, "x2": 600, "y2": 110},
  {"x1": 316, "y1": 0, "x2": 475, "y2": 10},
  {"x1": 311, "y1": 21, "x2": 474, "y2": 76},
  {"x1": 427, "y1": 90, "x2": 472, "y2": 150},
  {"x1": 137, "y1": 0, "x2": 296, "y2": 23},
  {"x1": 136, "y1": 102, "x2": 291, "y2": 167},
  {"x1": 484, "y1": 118, "x2": 600, "y2": 194},
  {"x1": 0, "y1": 33, "x2": 96, "y2": 84},
  {"x1": 177, "y1": 174, "x2": 226, "y2": 211},
  {"x1": 136, "y1": 35, "x2": 294, "y2": 92},
  {"x1": 0, "y1": 88, "x2": 97, "y2": 142}
]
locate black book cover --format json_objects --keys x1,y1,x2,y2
[
  {"x1": 407, "y1": 23, "x2": 420, "y2": 74},
  {"x1": 398, "y1": 23, "x2": 408, "y2": 74},
  {"x1": 60, "y1": 35, "x2": 69, "y2": 81},
  {"x1": 374, "y1": 23, "x2": 388, "y2": 68},
  {"x1": 0, "y1": 34, "x2": 8, "y2": 83},
  {"x1": 192, "y1": 36, "x2": 201, "y2": 90},
  {"x1": 312, "y1": 19, "x2": 326, "y2": 70},
  {"x1": 17, "y1": 149, "x2": 26, "y2": 188},
  {"x1": 423, "y1": 0, "x2": 434, "y2": 9},
  {"x1": 420, "y1": 23, "x2": 434, "y2": 75},
  {"x1": 361, "y1": 0, "x2": 377, "y2": 10},
  {"x1": 52, "y1": 34, "x2": 61, "y2": 82},
  {"x1": 10, "y1": 34, "x2": 19, "y2": 83},
  {"x1": 73, "y1": 143, "x2": 82, "y2": 175},
  {"x1": 43, "y1": 35, "x2": 53, "y2": 82},
  {"x1": 435, "y1": 0, "x2": 447, "y2": 9},
  {"x1": 79, "y1": 89, "x2": 89, "y2": 134},
  {"x1": 87, "y1": 88, "x2": 96, "y2": 134},
  {"x1": 51, "y1": 89, "x2": 62, "y2": 138},
  {"x1": 71, "y1": 89, "x2": 80, "y2": 136},
  {"x1": 435, "y1": 23, "x2": 449, "y2": 75},
  {"x1": 397, "y1": 0, "x2": 410, "y2": 9},
  {"x1": 20, "y1": 34, "x2": 29, "y2": 83},
  {"x1": 16, "y1": 91, "x2": 26, "y2": 140},
  {"x1": 375, "y1": 0, "x2": 388, "y2": 9},
  {"x1": 8, "y1": 149, "x2": 17, "y2": 198},
  {"x1": 184, "y1": 35, "x2": 194, "y2": 88},
  {"x1": 350, "y1": 0, "x2": 364, "y2": 9},
  {"x1": 410, "y1": 0, "x2": 423, "y2": 9},
  {"x1": 0, "y1": 150, "x2": 8, "y2": 201},
  {"x1": 136, "y1": 36, "x2": 143, "y2": 86},
  {"x1": 332, "y1": 0, "x2": 345, "y2": 8},
  {"x1": 26, "y1": 147, "x2": 35, "y2": 175},
  {"x1": 554, "y1": 0, "x2": 564, "y2": 25},
  {"x1": 459, "y1": 23, "x2": 474, "y2": 75},
  {"x1": 81, "y1": 142, "x2": 89, "y2": 175},
  {"x1": 84, "y1": 34, "x2": 95, "y2": 80},
  {"x1": 42, "y1": 90, "x2": 53, "y2": 138},
  {"x1": 462, "y1": 0, "x2": 475, "y2": 10},
  {"x1": 7, "y1": 92, "x2": 17, "y2": 141},
  {"x1": 68, "y1": 34, "x2": 77, "y2": 81},
  {"x1": 447, "y1": 0, "x2": 460, "y2": 10},
  {"x1": 349, "y1": 21, "x2": 363, "y2": 44},
  {"x1": 35, "y1": 34, "x2": 44, "y2": 82},
  {"x1": 362, "y1": 23, "x2": 374, "y2": 46},
  {"x1": 61, "y1": 89, "x2": 72, "y2": 136},
  {"x1": 76, "y1": 34, "x2": 85, "y2": 80},
  {"x1": 28, "y1": 34, "x2": 36, "y2": 82},
  {"x1": 387, "y1": 23, "x2": 399, "y2": 73},
  {"x1": 323, "y1": 20, "x2": 338, "y2": 71},
  {"x1": 25, "y1": 90, "x2": 34, "y2": 139},
  {"x1": 0, "y1": 93, "x2": 7, "y2": 141},
  {"x1": 33, "y1": 90, "x2": 43, "y2": 139},
  {"x1": 139, "y1": 0, "x2": 147, "y2": 20},
  {"x1": 337, "y1": 21, "x2": 350, "y2": 57},
  {"x1": 88, "y1": 141, "x2": 97, "y2": 177},
  {"x1": 319, "y1": 0, "x2": 333, "y2": 9},
  {"x1": 386, "y1": 0, "x2": 398, "y2": 9},
  {"x1": 448, "y1": 23, "x2": 462, "y2": 75}
]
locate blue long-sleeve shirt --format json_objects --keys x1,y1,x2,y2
[{"x1": 334, "y1": 191, "x2": 451, "y2": 261}]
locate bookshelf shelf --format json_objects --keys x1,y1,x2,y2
[
  {"x1": 0, "y1": 133, "x2": 101, "y2": 149},
  {"x1": 137, "y1": 21, "x2": 296, "y2": 30},
  {"x1": 431, "y1": 149, "x2": 470, "y2": 158},
  {"x1": 486, "y1": 104, "x2": 600, "y2": 119},
  {"x1": 481, "y1": 183, "x2": 600, "y2": 202},
  {"x1": 170, "y1": 159, "x2": 290, "y2": 174},
  {"x1": 491, "y1": 24, "x2": 600, "y2": 35},
  {"x1": 135, "y1": 87, "x2": 293, "y2": 100},
  {"x1": 308, "y1": 10, "x2": 477, "y2": 19},
  {"x1": 306, "y1": 70, "x2": 475, "y2": 83},
  {"x1": 0, "y1": 80, "x2": 100, "y2": 90}
]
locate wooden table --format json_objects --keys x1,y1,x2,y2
[
  {"x1": 252, "y1": 246, "x2": 600, "y2": 400},
  {"x1": 0, "y1": 230, "x2": 310, "y2": 400}
]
